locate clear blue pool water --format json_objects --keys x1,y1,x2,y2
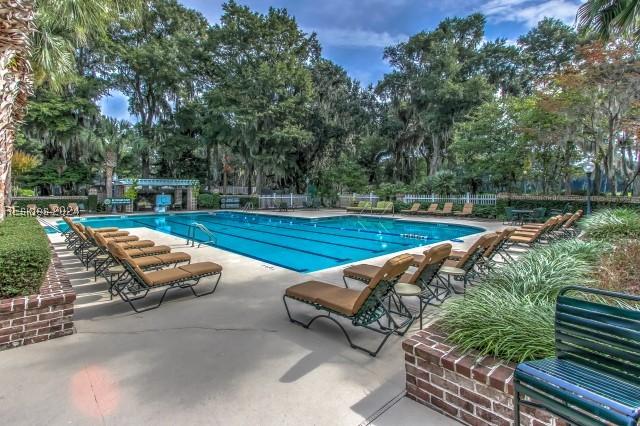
[{"x1": 56, "y1": 212, "x2": 483, "y2": 272}]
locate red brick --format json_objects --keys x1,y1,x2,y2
[
  {"x1": 416, "y1": 378, "x2": 444, "y2": 399},
  {"x1": 38, "y1": 311, "x2": 62, "y2": 321},
  {"x1": 402, "y1": 338, "x2": 420, "y2": 354},
  {"x1": 476, "y1": 406, "x2": 510, "y2": 426},
  {"x1": 430, "y1": 395, "x2": 459, "y2": 416},
  {"x1": 444, "y1": 369, "x2": 475, "y2": 390},
  {"x1": 23, "y1": 335, "x2": 49, "y2": 345},
  {"x1": 0, "y1": 335, "x2": 9, "y2": 344},
  {"x1": 406, "y1": 373, "x2": 417, "y2": 386},
  {"x1": 11, "y1": 315, "x2": 38, "y2": 326},
  {"x1": 415, "y1": 343, "x2": 443, "y2": 364},
  {"x1": 489, "y1": 365, "x2": 514, "y2": 392},
  {"x1": 471, "y1": 363, "x2": 492, "y2": 385},
  {"x1": 445, "y1": 391, "x2": 474, "y2": 413},
  {"x1": 0, "y1": 326, "x2": 23, "y2": 337},
  {"x1": 24, "y1": 320, "x2": 50, "y2": 331},
  {"x1": 476, "y1": 383, "x2": 512, "y2": 405},
  {"x1": 455, "y1": 355, "x2": 475, "y2": 378},
  {"x1": 441, "y1": 351, "x2": 457, "y2": 371},
  {"x1": 493, "y1": 402, "x2": 513, "y2": 419},
  {"x1": 417, "y1": 358, "x2": 444, "y2": 376},
  {"x1": 431, "y1": 374, "x2": 459, "y2": 394},
  {"x1": 405, "y1": 353, "x2": 416, "y2": 364},
  {"x1": 460, "y1": 387, "x2": 492, "y2": 408},
  {"x1": 460, "y1": 411, "x2": 492, "y2": 426}
]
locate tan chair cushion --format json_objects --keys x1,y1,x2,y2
[
  {"x1": 121, "y1": 240, "x2": 155, "y2": 249},
  {"x1": 143, "y1": 268, "x2": 192, "y2": 286},
  {"x1": 107, "y1": 235, "x2": 139, "y2": 243},
  {"x1": 156, "y1": 252, "x2": 191, "y2": 264},
  {"x1": 343, "y1": 264, "x2": 380, "y2": 281},
  {"x1": 510, "y1": 235, "x2": 535, "y2": 243},
  {"x1": 286, "y1": 281, "x2": 354, "y2": 305},
  {"x1": 398, "y1": 272, "x2": 414, "y2": 284},
  {"x1": 411, "y1": 254, "x2": 425, "y2": 267},
  {"x1": 439, "y1": 265, "x2": 465, "y2": 275},
  {"x1": 132, "y1": 256, "x2": 164, "y2": 268},
  {"x1": 126, "y1": 246, "x2": 171, "y2": 257},
  {"x1": 179, "y1": 262, "x2": 222, "y2": 276},
  {"x1": 94, "y1": 227, "x2": 120, "y2": 233},
  {"x1": 444, "y1": 259, "x2": 459, "y2": 267},
  {"x1": 102, "y1": 230, "x2": 130, "y2": 237},
  {"x1": 449, "y1": 250, "x2": 466, "y2": 259},
  {"x1": 316, "y1": 289, "x2": 364, "y2": 316}
]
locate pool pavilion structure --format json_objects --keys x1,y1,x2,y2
[{"x1": 112, "y1": 178, "x2": 199, "y2": 211}]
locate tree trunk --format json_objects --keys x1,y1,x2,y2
[
  {"x1": 0, "y1": 0, "x2": 35, "y2": 221},
  {"x1": 105, "y1": 167, "x2": 114, "y2": 199}
]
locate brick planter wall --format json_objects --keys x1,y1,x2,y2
[
  {"x1": 403, "y1": 325, "x2": 564, "y2": 426},
  {"x1": 0, "y1": 251, "x2": 75, "y2": 350}
]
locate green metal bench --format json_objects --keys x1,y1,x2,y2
[{"x1": 514, "y1": 286, "x2": 640, "y2": 426}]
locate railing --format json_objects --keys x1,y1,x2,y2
[
  {"x1": 403, "y1": 193, "x2": 497, "y2": 206},
  {"x1": 338, "y1": 193, "x2": 379, "y2": 208},
  {"x1": 259, "y1": 194, "x2": 310, "y2": 209},
  {"x1": 185, "y1": 222, "x2": 217, "y2": 248}
]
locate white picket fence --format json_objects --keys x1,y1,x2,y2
[
  {"x1": 259, "y1": 194, "x2": 310, "y2": 209},
  {"x1": 403, "y1": 194, "x2": 497, "y2": 205},
  {"x1": 338, "y1": 193, "x2": 380, "y2": 208}
]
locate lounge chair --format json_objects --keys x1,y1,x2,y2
[
  {"x1": 417, "y1": 203, "x2": 438, "y2": 215},
  {"x1": 344, "y1": 244, "x2": 452, "y2": 329},
  {"x1": 102, "y1": 241, "x2": 191, "y2": 295},
  {"x1": 448, "y1": 228, "x2": 515, "y2": 273},
  {"x1": 434, "y1": 202, "x2": 453, "y2": 216},
  {"x1": 346, "y1": 201, "x2": 372, "y2": 213},
  {"x1": 559, "y1": 210, "x2": 583, "y2": 238},
  {"x1": 48, "y1": 204, "x2": 62, "y2": 216},
  {"x1": 434, "y1": 234, "x2": 496, "y2": 293},
  {"x1": 453, "y1": 203, "x2": 474, "y2": 217},
  {"x1": 401, "y1": 203, "x2": 421, "y2": 215},
  {"x1": 26, "y1": 204, "x2": 39, "y2": 216},
  {"x1": 67, "y1": 203, "x2": 80, "y2": 216},
  {"x1": 508, "y1": 216, "x2": 559, "y2": 248},
  {"x1": 371, "y1": 201, "x2": 394, "y2": 214},
  {"x1": 283, "y1": 253, "x2": 414, "y2": 356},
  {"x1": 107, "y1": 241, "x2": 223, "y2": 313}
]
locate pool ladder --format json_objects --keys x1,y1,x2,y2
[{"x1": 186, "y1": 222, "x2": 217, "y2": 248}]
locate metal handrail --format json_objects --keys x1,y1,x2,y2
[
  {"x1": 38, "y1": 217, "x2": 64, "y2": 234},
  {"x1": 186, "y1": 222, "x2": 217, "y2": 247}
]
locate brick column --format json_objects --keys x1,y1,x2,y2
[
  {"x1": 174, "y1": 188, "x2": 183, "y2": 208},
  {"x1": 186, "y1": 187, "x2": 196, "y2": 210}
]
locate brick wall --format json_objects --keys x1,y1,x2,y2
[
  {"x1": 0, "y1": 251, "x2": 75, "y2": 350},
  {"x1": 403, "y1": 325, "x2": 564, "y2": 426}
]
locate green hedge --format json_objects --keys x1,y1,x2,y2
[
  {"x1": 0, "y1": 217, "x2": 51, "y2": 298},
  {"x1": 197, "y1": 193, "x2": 220, "y2": 209}
]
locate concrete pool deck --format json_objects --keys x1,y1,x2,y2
[{"x1": 0, "y1": 210, "x2": 503, "y2": 425}]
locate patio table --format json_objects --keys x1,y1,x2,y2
[{"x1": 511, "y1": 209, "x2": 534, "y2": 225}]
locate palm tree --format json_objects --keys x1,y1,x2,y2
[
  {"x1": 97, "y1": 118, "x2": 131, "y2": 199},
  {"x1": 577, "y1": 0, "x2": 640, "y2": 41},
  {"x1": 0, "y1": 0, "x2": 141, "y2": 220},
  {"x1": 0, "y1": 0, "x2": 35, "y2": 220}
]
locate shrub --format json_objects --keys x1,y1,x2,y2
[
  {"x1": 17, "y1": 188, "x2": 35, "y2": 196},
  {"x1": 595, "y1": 240, "x2": 640, "y2": 296},
  {"x1": 198, "y1": 193, "x2": 220, "y2": 209},
  {"x1": 439, "y1": 239, "x2": 607, "y2": 362},
  {"x1": 580, "y1": 208, "x2": 640, "y2": 241},
  {"x1": 0, "y1": 217, "x2": 51, "y2": 298}
]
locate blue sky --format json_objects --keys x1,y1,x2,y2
[{"x1": 100, "y1": 0, "x2": 584, "y2": 121}]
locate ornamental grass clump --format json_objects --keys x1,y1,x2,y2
[
  {"x1": 439, "y1": 239, "x2": 607, "y2": 363},
  {"x1": 580, "y1": 208, "x2": 640, "y2": 241}
]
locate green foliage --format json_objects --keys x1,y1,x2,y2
[
  {"x1": 197, "y1": 193, "x2": 220, "y2": 209},
  {"x1": 124, "y1": 185, "x2": 138, "y2": 201},
  {"x1": 420, "y1": 170, "x2": 460, "y2": 195},
  {"x1": 440, "y1": 240, "x2": 607, "y2": 362},
  {"x1": 580, "y1": 209, "x2": 640, "y2": 240},
  {"x1": 0, "y1": 217, "x2": 52, "y2": 298},
  {"x1": 17, "y1": 188, "x2": 36, "y2": 197},
  {"x1": 376, "y1": 182, "x2": 408, "y2": 200}
]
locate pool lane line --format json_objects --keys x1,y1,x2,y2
[
  {"x1": 158, "y1": 218, "x2": 349, "y2": 262},
  {"x1": 189, "y1": 216, "x2": 386, "y2": 254},
  {"x1": 206, "y1": 216, "x2": 411, "y2": 248},
  {"x1": 128, "y1": 218, "x2": 312, "y2": 272}
]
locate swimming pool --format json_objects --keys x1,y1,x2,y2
[{"x1": 57, "y1": 212, "x2": 483, "y2": 272}]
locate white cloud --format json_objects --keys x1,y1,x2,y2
[
  {"x1": 310, "y1": 27, "x2": 409, "y2": 48},
  {"x1": 481, "y1": 0, "x2": 583, "y2": 27}
]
